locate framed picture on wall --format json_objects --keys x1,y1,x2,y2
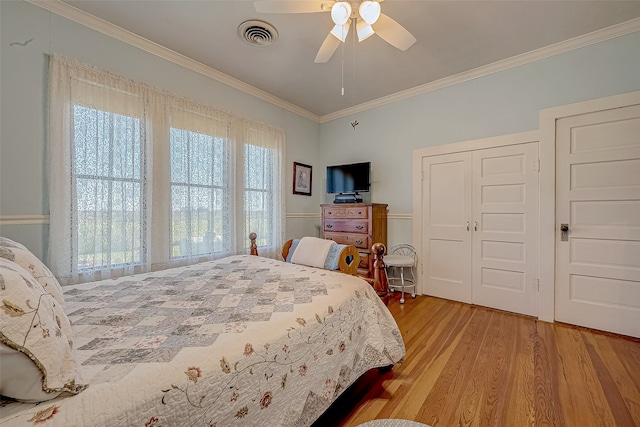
[{"x1": 293, "y1": 162, "x2": 312, "y2": 196}]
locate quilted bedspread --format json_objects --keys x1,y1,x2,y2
[{"x1": 0, "y1": 255, "x2": 405, "y2": 426}]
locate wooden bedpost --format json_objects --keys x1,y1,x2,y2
[
  {"x1": 249, "y1": 232, "x2": 258, "y2": 256},
  {"x1": 282, "y1": 239, "x2": 294, "y2": 261},
  {"x1": 371, "y1": 243, "x2": 390, "y2": 306}
]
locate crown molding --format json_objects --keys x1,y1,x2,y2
[
  {"x1": 0, "y1": 215, "x2": 50, "y2": 225},
  {"x1": 319, "y1": 17, "x2": 640, "y2": 123},
  {"x1": 25, "y1": 0, "x2": 640, "y2": 124},
  {"x1": 25, "y1": 0, "x2": 321, "y2": 123}
]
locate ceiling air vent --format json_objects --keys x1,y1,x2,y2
[{"x1": 238, "y1": 20, "x2": 278, "y2": 47}]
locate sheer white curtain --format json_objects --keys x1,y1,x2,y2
[
  {"x1": 49, "y1": 56, "x2": 155, "y2": 284},
  {"x1": 166, "y1": 99, "x2": 234, "y2": 267},
  {"x1": 237, "y1": 120, "x2": 285, "y2": 259},
  {"x1": 49, "y1": 55, "x2": 285, "y2": 284}
]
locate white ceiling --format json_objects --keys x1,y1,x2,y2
[{"x1": 52, "y1": 0, "x2": 640, "y2": 119}]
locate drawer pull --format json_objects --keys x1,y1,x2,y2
[
  {"x1": 355, "y1": 240, "x2": 364, "y2": 245},
  {"x1": 326, "y1": 224, "x2": 333, "y2": 229},
  {"x1": 355, "y1": 225, "x2": 364, "y2": 230}
]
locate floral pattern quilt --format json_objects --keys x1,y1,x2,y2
[{"x1": 0, "y1": 255, "x2": 405, "y2": 426}]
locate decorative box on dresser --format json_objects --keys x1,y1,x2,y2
[{"x1": 321, "y1": 203, "x2": 388, "y2": 278}]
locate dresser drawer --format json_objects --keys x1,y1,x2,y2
[
  {"x1": 324, "y1": 219, "x2": 368, "y2": 233},
  {"x1": 324, "y1": 232, "x2": 370, "y2": 249},
  {"x1": 321, "y1": 203, "x2": 387, "y2": 280},
  {"x1": 323, "y1": 206, "x2": 369, "y2": 219}
]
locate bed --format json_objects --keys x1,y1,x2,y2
[{"x1": 0, "y1": 235, "x2": 404, "y2": 426}]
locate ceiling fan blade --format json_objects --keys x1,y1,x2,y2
[
  {"x1": 372, "y1": 13, "x2": 416, "y2": 51},
  {"x1": 314, "y1": 32, "x2": 341, "y2": 63},
  {"x1": 254, "y1": 1, "x2": 329, "y2": 14}
]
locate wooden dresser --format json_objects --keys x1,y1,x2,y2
[{"x1": 321, "y1": 203, "x2": 388, "y2": 277}]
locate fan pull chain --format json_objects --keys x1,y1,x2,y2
[
  {"x1": 341, "y1": 28, "x2": 345, "y2": 96},
  {"x1": 352, "y1": 21, "x2": 356, "y2": 107}
]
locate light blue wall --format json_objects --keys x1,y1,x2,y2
[
  {"x1": 0, "y1": 0, "x2": 321, "y2": 260},
  {"x1": 319, "y1": 31, "x2": 640, "y2": 248},
  {"x1": 2, "y1": 0, "x2": 640, "y2": 259}
]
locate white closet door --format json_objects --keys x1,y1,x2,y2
[
  {"x1": 556, "y1": 104, "x2": 640, "y2": 338},
  {"x1": 421, "y1": 152, "x2": 472, "y2": 303},
  {"x1": 471, "y1": 142, "x2": 539, "y2": 316}
]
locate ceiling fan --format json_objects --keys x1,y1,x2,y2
[{"x1": 253, "y1": 1, "x2": 417, "y2": 63}]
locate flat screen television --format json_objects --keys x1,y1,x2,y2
[{"x1": 326, "y1": 162, "x2": 371, "y2": 195}]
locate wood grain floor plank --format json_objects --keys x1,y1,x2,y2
[
  {"x1": 457, "y1": 310, "x2": 499, "y2": 427},
  {"x1": 580, "y1": 332, "x2": 635, "y2": 426},
  {"x1": 608, "y1": 334, "x2": 640, "y2": 395},
  {"x1": 380, "y1": 302, "x2": 473, "y2": 425},
  {"x1": 534, "y1": 321, "x2": 566, "y2": 427},
  {"x1": 389, "y1": 319, "x2": 468, "y2": 422},
  {"x1": 312, "y1": 296, "x2": 640, "y2": 427},
  {"x1": 417, "y1": 308, "x2": 492, "y2": 426},
  {"x1": 503, "y1": 315, "x2": 535, "y2": 426},
  {"x1": 584, "y1": 331, "x2": 640, "y2": 426},
  {"x1": 554, "y1": 325, "x2": 617, "y2": 427}
]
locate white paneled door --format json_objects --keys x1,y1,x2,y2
[
  {"x1": 472, "y1": 143, "x2": 539, "y2": 316},
  {"x1": 420, "y1": 141, "x2": 539, "y2": 316},
  {"x1": 555, "y1": 104, "x2": 640, "y2": 338},
  {"x1": 421, "y1": 152, "x2": 472, "y2": 304}
]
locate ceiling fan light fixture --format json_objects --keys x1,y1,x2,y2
[
  {"x1": 358, "y1": 1, "x2": 381, "y2": 25},
  {"x1": 331, "y1": 2, "x2": 352, "y2": 25},
  {"x1": 330, "y1": 22, "x2": 350, "y2": 42},
  {"x1": 356, "y1": 19, "x2": 375, "y2": 42}
]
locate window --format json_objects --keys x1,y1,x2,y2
[
  {"x1": 239, "y1": 125, "x2": 285, "y2": 258},
  {"x1": 49, "y1": 56, "x2": 284, "y2": 284},
  {"x1": 170, "y1": 127, "x2": 229, "y2": 258},
  {"x1": 244, "y1": 143, "x2": 274, "y2": 248},
  {"x1": 74, "y1": 105, "x2": 145, "y2": 269}
]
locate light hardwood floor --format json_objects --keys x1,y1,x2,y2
[{"x1": 313, "y1": 295, "x2": 640, "y2": 427}]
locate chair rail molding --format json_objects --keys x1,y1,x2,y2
[
  {"x1": 2, "y1": 213, "x2": 409, "y2": 226},
  {"x1": 285, "y1": 213, "x2": 321, "y2": 219},
  {"x1": 285, "y1": 213, "x2": 412, "y2": 219},
  {"x1": 0, "y1": 215, "x2": 50, "y2": 225},
  {"x1": 388, "y1": 214, "x2": 412, "y2": 220}
]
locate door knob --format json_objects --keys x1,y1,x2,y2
[
  {"x1": 560, "y1": 223, "x2": 569, "y2": 241},
  {"x1": 560, "y1": 224, "x2": 569, "y2": 232}
]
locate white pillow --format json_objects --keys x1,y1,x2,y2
[
  {"x1": 290, "y1": 237, "x2": 335, "y2": 269},
  {"x1": 0, "y1": 258, "x2": 86, "y2": 402},
  {"x1": 0, "y1": 237, "x2": 65, "y2": 307},
  {"x1": 0, "y1": 343, "x2": 61, "y2": 402}
]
